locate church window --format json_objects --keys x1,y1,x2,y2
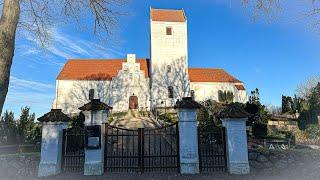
[
  {"x1": 89, "y1": 89, "x2": 95, "y2": 100},
  {"x1": 167, "y1": 65, "x2": 172, "y2": 73},
  {"x1": 168, "y1": 86, "x2": 174, "y2": 98},
  {"x1": 191, "y1": 90, "x2": 195, "y2": 100},
  {"x1": 166, "y1": 27, "x2": 172, "y2": 35}
]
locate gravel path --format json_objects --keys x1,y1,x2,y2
[{"x1": 111, "y1": 110, "x2": 161, "y2": 129}]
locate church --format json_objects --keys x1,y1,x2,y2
[{"x1": 52, "y1": 8, "x2": 248, "y2": 114}]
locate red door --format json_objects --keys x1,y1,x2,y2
[{"x1": 129, "y1": 96, "x2": 138, "y2": 109}]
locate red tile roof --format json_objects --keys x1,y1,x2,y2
[
  {"x1": 150, "y1": 8, "x2": 186, "y2": 22},
  {"x1": 188, "y1": 68, "x2": 242, "y2": 83},
  {"x1": 57, "y1": 59, "x2": 150, "y2": 80},
  {"x1": 235, "y1": 85, "x2": 245, "y2": 90},
  {"x1": 57, "y1": 60, "x2": 243, "y2": 84}
]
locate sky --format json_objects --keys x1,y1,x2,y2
[{"x1": 2, "y1": 0, "x2": 320, "y2": 117}]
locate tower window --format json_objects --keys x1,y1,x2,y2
[
  {"x1": 166, "y1": 27, "x2": 172, "y2": 35},
  {"x1": 168, "y1": 86, "x2": 174, "y2": 98},
  {"x1": 167, "y1": 65, "x2": 172, "y2": 73}
]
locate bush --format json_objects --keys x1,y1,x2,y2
[
  {"x1": 252, "y1": 122, "x2": 268, "y2": 138},
  {"x1": 108, "y1": 116, "x2": 114, "y2": 124},
  {"x1": 305, "y1": 124, "x2": 320, "y2": 139},
  {"x1": 158, "y1": 113, "x2": 176, "y2": 123},
  {"x1": 70, "y1": 112, "x2": 85, "y2": 129},
  {"x1": 267, "y1": 130, "x2": 294, "y2": 140}
]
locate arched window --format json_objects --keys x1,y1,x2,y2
[
  {"x1": 191, "y1": 90, "x2": 195, "y2": 100},
  {"x1": 166, "y1": 27, "x2": 172, "y2": 35},
  {"x1": 167, "y1": 65, "x2": 172, "y2": 73},
  {"x1": 168, "y1": 86, "x2": 174, "y2": 98},
  {"x1": 89, "y1": 89, "x2": 95, "y2": 100}
]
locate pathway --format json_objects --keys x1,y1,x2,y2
[{"x1": 110, "y1": 110, "x2": 161, "y2": 129}]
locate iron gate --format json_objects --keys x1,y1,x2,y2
[
  {"x1": 198, "y1": 127, "x2": 227, "y2": 172},
  {"x1": 104, "y1": 123, "x2": 179, "y2": 173},
  {"x1": 62, "y1": 127, "x2": 85, "y2": 172}
]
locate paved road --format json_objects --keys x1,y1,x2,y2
[{"x1": 14, "y1": 172, "x2": 319, "y2": 180}]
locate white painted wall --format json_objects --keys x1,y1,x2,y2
[
  {"x1": 190, "y1": 82, "x2": 248, "y2": 103},
  {"x1": 150, "y1": 19, "x2": 190, "y2": 108},
  {"x1": 53, "y1": 54, "x2": 150, "y2": 114},
  {"x1": 111, "y1": 54, "x2": 150, "y2": 112},
  {"x1": 53, "y1": 80, "x2": 112, "y2": 114}
]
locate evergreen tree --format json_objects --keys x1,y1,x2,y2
[
  {"x1": 249, "y1": 88, "x2": 260, "y2": 105},
  {"x1": 282, "y1": 95, "x2": 293, "y2": 113},
  {"x1": 307, "y1": 83, "x2": 320, "y2": 124},
  {"x1": 0, "y1": 111, "x2": 17, "y2": 144},
  {"x1": 17, "y1": 107, "x2": 35, "y2": 143}
]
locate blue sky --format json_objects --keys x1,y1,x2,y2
[{"x1": 3, "y1": 0, "x2": 320, "y2": 117}]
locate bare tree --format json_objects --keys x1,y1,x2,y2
[
  {"x1": 0, "y1": 0, "x2": 128, "y2": 115},
  {"x1": 242, "y1": 0, "x2": 320, "y2": 26},
  {"x1": 296, "y1": 75, "x2": 320, "y2": 99},
  {"x1": 242, "y1": 0, "x2": 281, "y2": 18}
]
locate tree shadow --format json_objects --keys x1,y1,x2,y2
[
  {"x1": 55, "y1": 59, "x2": 151, "y2": 116},
  {"x1": 151, "y1": 56, "x2": 190, "y2": 109}
]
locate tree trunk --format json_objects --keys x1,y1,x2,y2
[{"x1": 0, "y1": 0, "x2": 20, "y2": 116}]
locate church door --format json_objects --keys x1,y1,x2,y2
[{"x1": 129, "y1": 96, "x2": 138, "y2": 109}]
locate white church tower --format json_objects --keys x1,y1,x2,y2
[{"x1": 150, "y1": 8, "x2": 190, "y2": 108}]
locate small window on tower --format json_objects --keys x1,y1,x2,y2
[
  {"x1": 166, "y1": 27, "x2": 172, "y2": 35},
  {"x1": 167, "y1": 65, "x2": 172, "y2": 73}
]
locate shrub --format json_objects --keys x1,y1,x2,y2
[
  {"x1": 252, "y1": 122, "x2": 268, "y2": 138},
  {"x1": 70, "y1": 112, "x2": 85, "y2": 129},
  {"x1": 108, "y1": 116, "x2": 114, "y2": 124},
  {"x1": 158, "y1": 113, "x2": 176, "y2": 123},
  {"x1": 305, "y1": 124, "x2": 320, "y2": 139}
]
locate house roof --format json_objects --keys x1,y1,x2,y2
[
  {"x1": 235, "y1": 85, "x2": 245, "y2": 90},
  {"x1": 57, "y1": 60, "x2": 243, "y2": 84},
  {"x1": 150, "y1": 8, "x2": 186, "y2": 22},
  {"x1": 188, "y1": 68, "x2": 242, "y2": 83},
  {"x1": 57, "y1": 59, "x2": 150, "y2": 80}
]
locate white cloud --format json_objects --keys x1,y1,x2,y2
[
  {"x1": 21, "y1": 27, "x2": 124, "y2": 60},
  {"x1": 10, "y1": 76, "x2": 55, "y2": 92},
  {"x1": 3, "y1": 76, "x2": 55, "y2": 117}
]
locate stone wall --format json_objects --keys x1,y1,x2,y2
[{"x1": 0, "y1": 153, "x2": 40, "y2": 178}]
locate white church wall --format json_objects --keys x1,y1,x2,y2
[
  {"x1": 53, "y1": 80, "x2": 112, "y2": 115},
  {"x1": 53, "y1": 54, "x2": 151, "y2": 114},
  {"x1": 190, "y1": 82, "x2": 248, "y2": 103},
  {"x1": 150, "y1": 20, "x2": 190, "y2": 108},
  {"x1": 111, "y1": 54, "x2": 151, "y2": 112}
]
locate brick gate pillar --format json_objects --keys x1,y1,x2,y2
[
  {"x1": 37, "y1": 109, "x2": 70, "y2": 177},
  {"x1": 79, "y1": 99, "x2": 112, "y2": 176},
  {"x1": 220, "y1": 104, "x2": 250, "y2": 174},
  {"x1": 175, "y1": 97, "x2": 201, "y2": 174}
]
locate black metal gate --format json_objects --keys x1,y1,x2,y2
[
  {"x1": 104, "y1": 123, "x2": 179, "y2": 173},
  {"x1": 62, "y1": 127, "x2": 85, "y2": 172},
  {"x1": 198, "y1": 127, "x2": 227, "y2": 172}
]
